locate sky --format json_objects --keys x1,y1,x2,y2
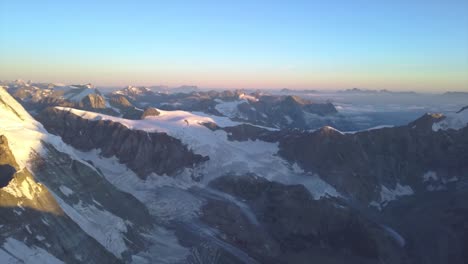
[{"x1": 0, "y1": 0, "x2": 467, "y2": 91}]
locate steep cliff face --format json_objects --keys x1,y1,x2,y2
[{"x1": 38, "y1": 107, "x2": 208, "y2": 177}]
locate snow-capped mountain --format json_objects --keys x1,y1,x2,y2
[
  {"x1": 1, "y1": 83, "x2": 468, "y2": 263},
  {"x1": 2, "y1": 81, "x2": 112, "y2": 115},
  {"x1": 109, "y1": 87, "x2": 341, "y2": 129},
  {"x1": 0, "y1": 87, "x2": 153, "y2": 263}
]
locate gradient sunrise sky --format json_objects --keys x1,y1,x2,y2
[{"x1": 1, "y1": 0, "x2": 467, "y2": 91}]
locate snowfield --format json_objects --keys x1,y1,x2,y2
[
  {"x1": 0, "y1": 238, "x2": 64, "y2": 264},
  {"x1": 51, "y1": 194, "x2": 130, "y2": 258},
  {"x1": 55, "y1": 106, "x2": 339, "y2": 199},
  {"x1": 432, "y1": 110, "x2": 468, "y2": 131}
]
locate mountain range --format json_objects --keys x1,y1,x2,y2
[{"x1": 0, "y1": 81, "x2": 467, "y2": 263}]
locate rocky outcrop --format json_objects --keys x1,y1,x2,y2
[
  {"x1": 0, "y1": 135, "x2": 19, "y2": 169},
  {"x1": 140, "y1": 107, "x2": 160, "y2": 119},
  {"x1": 17, "y1": 94, "x2": 120, "y2": 117},
  {"x1": 109, "y1": 94, "x2": 133, "y2": 108},
  {"x1": 107, "y1": 94, "x2": 145, "y2": 120},
  {"x1": 79, "y1": 94, "x2": 106, "y2": 109},
  {"x1": 202, "y1": 174, "x2": 406, "y2": 264},
  {"x1": 457, "y1": 105, "x2": 468, "y2": 113},
  {"x1": 38, "y1": 107, "x2": 208, "y2": 177},
  {"x1": 0, "y1": 135, "x2": 18, "y2": 187}
]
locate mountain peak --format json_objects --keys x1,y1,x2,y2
[{"x1": 408, "y1": 113, "x2": 446, "y2": 130}]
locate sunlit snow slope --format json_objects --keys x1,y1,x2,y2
[{"x1": 54, "y1": 106, "x2": 338, "y2": 199}]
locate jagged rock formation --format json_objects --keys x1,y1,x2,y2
[{"x1": 38, "y1": 107, "x2": 208, "y2": 177}]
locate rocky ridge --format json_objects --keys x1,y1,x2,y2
[{"x1": 38, "y1": 107, "x2": 208, "y2": 177}]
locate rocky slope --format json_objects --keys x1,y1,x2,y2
[
  {"x1": 277, "y1": 114, "x2": 468, "y2": 203},
  {"x1": 38, "y1": 107, "x2": 208, "y2": 177},
  {"x1": 0, "y1": 135, "x2": 124, "y2": 263},
  {"x1": 78, "y1": 93, "x2": 107, "y2": 109},
  {"x1": 202, "y1": 111, "x2": 468, "y2": 207},
  {"x1": 0, "y1": 87, "x2": 160, "y2": 263},
  {"x1": 202, "y1": 174, "x2": 406, "y2": 264},
  {"x1": 107, "y1": 94, "x2": 145, "y2": 120},
  {"x1": 378, "y1": 181, "x2": 468, "y2": 264}
]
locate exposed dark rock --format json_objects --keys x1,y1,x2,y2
[
  {"x1": 379, "y1": 182, "x2": 468, "y2": 264},
  {"x1": 456, "y1": 105, "x2": 468, "y2": 113},
  {"x1": 203, "y1": 174, "x2": 406, "y2": 264},
  {"x1": 201, "y1": 121, "x2": 220, "y2": 131},
  {"x1": 407, "y1": 113, "x2": 445, "y2": 130},
  {"x1": 0, "y1": 164, "x2": 16, "y2": 187},
  {"x1": 79, "y1": 94, "x2": 106, "y2": 109},
  {"x1": 38, "y1": 107, "x2": 208, "y2": 177},
  {"x1": 109, "y1": 94, "x2": 133, "y2": 108},
  {"x1": 0, "y1": 135, "x2": 18, "y2": 187},
  {"x1": 107, "y1": 94, "x2": 144, "y2": 120},
  {"x1": 140, "y1": 107, "x2": 160, "y2": 119},
  {"x1": 0, "y1": 135, "x2": 19, "y2": 170}
]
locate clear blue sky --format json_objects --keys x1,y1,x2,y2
[{"x1": 1, "y1": 0, "x2": 467, "y2": 91}]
